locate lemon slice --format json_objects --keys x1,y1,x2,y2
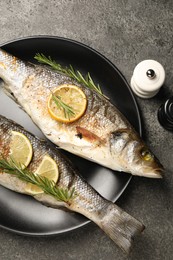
[
  {"x1": 9, "y1": 131, "x2": 33, "y2": 169},
  {"x1": 25, "y1": 155, "x2": 59, "y2": 195},
  {"x1": 47, "y1": 84, "x2": 87, "y2": 123}
]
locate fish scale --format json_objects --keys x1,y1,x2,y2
[
  {"x1": 0, "y1": 48, "x2": 163, "y2": 177},
  {"x1": 0, "y1": 115, "x2": 144, "y2": 253}
]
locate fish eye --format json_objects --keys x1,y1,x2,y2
[{"x1": 140, "y1": 148, "x2": 154, "y2": 161}]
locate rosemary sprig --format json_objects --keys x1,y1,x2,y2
[
  {"x1": 34, "y1": 53, "x2": 104, "y2": 97},
  {"x1": 51, "y1": 92, "x2": 75, "y2": 120},
  {"x1": 0, "y1": 157, "x2": 76, "y2": 203}
]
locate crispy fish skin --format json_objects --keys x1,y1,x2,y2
[
  {"x1": 0, "y1": 48, "x2": 163, "y2": 178},
  {"x1": 0, "y1": 115, "x2": 144, "y2": 253}
]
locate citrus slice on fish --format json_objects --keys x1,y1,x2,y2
[
  {"x1": 9, "y1": 131, "x2": 33, "y2": 169},
  {"x1": 25, "y1": 155, "x2": 59, "y2": 195},
  {"x1": 47, "y1": 84, "x2": 87, "y2": 123}
]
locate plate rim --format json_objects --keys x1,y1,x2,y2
[
  {"x1": 0, "y1": 35, "x2": 142, "y2": 236},
  {"x1": 0, "y1": 35, "x2": 142, "y2": 135}
]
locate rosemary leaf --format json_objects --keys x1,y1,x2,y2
[
  {"x1": 34, "y1": 53, "x2": 104, "y2": 96},
  {"x1": 51, "y1": 93, "x2": 75, "y2": 120},
  {"x1": 0, "y1": 157, "x2": 76, "y2": 203}
]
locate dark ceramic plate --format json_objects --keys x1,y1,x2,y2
[{"x1": 0, "y1": 36, "x2": 142, "y2": 235}]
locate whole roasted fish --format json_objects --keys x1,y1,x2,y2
[
  {"x1": 0, "y1": 115, "x2": 144, "y2": 253},
  {"x1": 0, "y1": 48, "x2": 163, "y2": 178}
]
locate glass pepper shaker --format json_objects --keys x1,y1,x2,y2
[{"x1": 158, "y1": 96, "x2": 173, "y2": 131}]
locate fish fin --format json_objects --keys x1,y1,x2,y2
[{"x1": 99, "y1": 203, "x2": 145, "y2": 253}]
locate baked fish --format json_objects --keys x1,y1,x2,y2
[
  {"x1": 0, "y1": 48, "x2": 163, "y2": 178},
  {"x1": 0, "y1": 115, "x2": 144, "y2": 253}
]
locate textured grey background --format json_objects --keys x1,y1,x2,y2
[{"x1": 0, "y1": 0, "x2": 173, "y2": 259}]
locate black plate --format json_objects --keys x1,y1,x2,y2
[{"x1": 0, "y1": 36, "x2": 142, "y2": 235}]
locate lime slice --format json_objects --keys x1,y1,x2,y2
[
  {"x1": 9, "y1": 131, "x2": 33, "y2": 168},
  {"x1": 25, "y1": 155, "x2": 59, "y2": 195}
]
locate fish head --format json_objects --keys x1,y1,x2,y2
[{"x1": 110, "y1": 129, "x2": 164, "y2": 178}]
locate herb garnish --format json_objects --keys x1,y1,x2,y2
[
  {"x1": 34, "y1": 53, "x2": 104, "y2": 97},
  {"x1": 0, "y1": 157, "x2": 76, "y2": 203},
  {"x1": 51, "y1": 92, "x2": 75, "y2": 120}
]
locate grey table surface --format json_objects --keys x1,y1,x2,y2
[{"x1": 0, "y1": 0, "x2": 173, "y2": 259}]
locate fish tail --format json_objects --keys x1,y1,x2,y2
[{"x1": 98, "y1": 203, "x2": 145, "y2": 253}]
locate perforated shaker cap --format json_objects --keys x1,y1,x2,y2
[{"x1": 130, "y1": 60, "x2": 165, "y2": 98}]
